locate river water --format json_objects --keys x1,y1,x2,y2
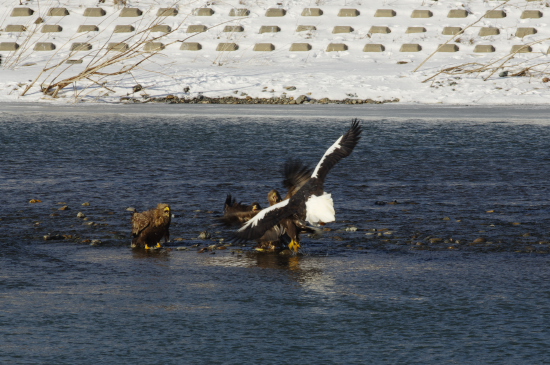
[{"x1": 1, "y1": 105, "x2": 549, "y2": 364}]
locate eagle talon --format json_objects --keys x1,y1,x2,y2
[
  {"x1": 156, "y1": 242, "x2": 163, "y2": 249},
  {"x1": 288, "y1": 240, "x2": 301, "y2": 252}
]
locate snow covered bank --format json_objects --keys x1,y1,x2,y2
[{"x1": 0, "y1": 0, "x2": 549, "y2": 105}]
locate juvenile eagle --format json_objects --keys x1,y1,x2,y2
[
  {"x1": 234, "y1": 119, "x2": 362, "y2": 251},
  {"x1": 131, "y1": 203, "x2": 171, "y2": 249},
  {"x1": 219, "y1": 195, "x2": 262, "y2": 226}
]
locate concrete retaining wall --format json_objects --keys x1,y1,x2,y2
[{"x1": 0, "y1": 0, "x2": 548, "y2": 65}]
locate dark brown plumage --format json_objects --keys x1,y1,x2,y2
[
  {"x1": 219, "y1": 195, "x2": 262, "y2": 226},
  {"x1": 131, "y1": 203, "x2": 171, "y2": 249},
  {"x1": 257, "y1": 160, "x2": 319, "y2": 252}
]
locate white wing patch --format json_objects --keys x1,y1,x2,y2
[
  {"x1": 305, "y1": 192, "x2": 335, "y2": 226},
  {"x1": 238, "y1": 199, "x2": 290, "y2": 232},
  {"x1": 311, "y1": 136, "x2": 343, "y2": 178}
]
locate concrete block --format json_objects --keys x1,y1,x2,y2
[
  {"x1": 194, "y1": 8, "x2": 214, "y2": 16},
  {"x1": 369, "y1": 26, "x2": 391, "y2": 34},
  {"x1": 157, "y1": 8, "x2": 178, "y2": 16},
  {"x1": 485, "y1": 10, "x2": 506, "y2": 18},
  {"x1": 448, "y1": 9, "x2": 468, "y2": 18},
  {"x1": 34, "y1": 42, "x2": 56, "y2": 51},
  {"x1": 186, "y1": 25, "x2": 207, "y2": 33},
  {"x1": 375, "y1": 9, "x2": 396, "y2": 17},
  {"x1": 0, "y1": 42, "x2": 20, "y2": 51},
  {"x1": 114, "y1": 25, "x2": 134, "y2": 33},
  {"x1": 363, "y1": 44, "x2": 385, "y2": 52},
  {"x1": 333, "y1": 26, "x2": 354, "y2": 34},
  {"x1": 265, "y1": 8, "x2": 286, "y2": 17},
  {"x1": 521, "y1": 10, "x2": 543, "y2": 19},
  {"x1": 400, "y1": 44, "x2": 422, "y2": 52},
  {"x1": 230, "y1": 9, "x2": 249, "y2": 16},
  {"x1": 108, "y1": 42, "x2": 129, "y2": 52},
  {"x1": 11, "y1": 7, "x2": 34, "y2": 17},
  {"x1": 516, "y1": 27, "x2": 537, "y2": 38},
  {"x1": 144, "y1": 42, "x2": 165, "y2": 52},
  {"x1": 71, "y1": 43, "x2": 92, "y2": 51},
  {"x1": 78, "y1": 25, "x2": 99, "y2": 32},
  {"x1": 5, "y1": 25, "x2": 26, "y2": 32},
  {"x1": 41, "y1": 25, "x2": 63, "y2": 33},
  {"x1": 437, "y1": 44, "x2": 459, "y2": 52},
  {"x1": 259, "y1": 25, "x2": 280, "y2": 33},
  {"x1": 151, "y1": 25, "x2": 171, "y2": 33},
  {"x1": 180, "y1": 42, "x2": 202, "y2": 51},
  {"x1": 84, "y1": 8, "x2": 106, "y2": 17},
  {"x1": 442, "y1": 27, "x2": 463, "y2": 35},
  {"x1": 511, "y1": 45, "x2": 532, "y2": 53},
  {"x1": 48, "y1": 8, "x2": 69, "y2": 16},
  {"x1": 479, "y1": 27, "x2": 500, "y2": 36},
  {"x1": 224, "y1": 25, "x2": 244, "y2": 32},
  {"x1": 290, "y1": 43, "x2": 312, "y2": 51},
  {"x1": 120, "y1": 8, "x2": 142, "y2": 17},
  {"x1": 338, "y1": 9, "x2": 360, "y2": 17},
  {"x1": 216, "y1": 43, "x2": 238, "y2": 51},
  {"x1": 406, "y1": 27, "x2": 426, "y2": 33},
  {"x1": 254, "y1": 43, "x2": 275, "y2": 51},
  {"x1": 474, "y1": 45, "x2": 495, "y2": 53},
  {"x1": 326, "y1": 43, "x2": 348, "y2": 52},
  {"x1": 411, "y1": 10, "x2": 433, "y2": 18},
  {"x1": 302, "y1": 8, "x2": 323, "y2": 16}
]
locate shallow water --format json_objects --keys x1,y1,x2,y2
[{"x1": 1, "y1": 107, "x2": 549, "y2": 363}]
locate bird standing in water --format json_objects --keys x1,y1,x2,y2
[{"x1": 131, "y1": 203, "x2": 172, "y2": 249}]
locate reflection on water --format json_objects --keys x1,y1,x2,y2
[{"x1": 2, "y1": 243, "x2": 548, "y2": 364}]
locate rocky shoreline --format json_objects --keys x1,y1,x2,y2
[{"x1": 120, "y1": 94, "x2": 400, "y2": 105}]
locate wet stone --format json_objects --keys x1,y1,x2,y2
[{"x1": 198, "y1": 231, "x2": 211, "y2": 239}]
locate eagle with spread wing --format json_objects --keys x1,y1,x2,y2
[
  {"x1": 233, "y1": 119, "x2": 362, "y2": 251},
  {"x1": 131, "y1": 203, "x2": 172, "y2": 249},
  {"x1": 219, "y1": 195, "x2": 262, "y2": 226}
]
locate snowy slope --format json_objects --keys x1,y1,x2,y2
[{"x1": 0, "y1": 0, "x2": 549, "y2": 104}]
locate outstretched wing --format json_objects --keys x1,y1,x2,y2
[
  {"x1": 310, "y1": 119, "x2": 362, "y2": 182},
  {"x1": 223, "y1": 194, "x2": 255, "y2": 213},
  {"x1": 219, "y1": 210, "x2": 260, "y2": 226},
  {"x1": 233, "y1": 199, "x2": 294, "y2": 242},
  {"x1": 283, "y1": 158, "x2": 312, "y2": 199},
  {"x1": 219, "y1": 194, "x2": 261, "y2": 226}
]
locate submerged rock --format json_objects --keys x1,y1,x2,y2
[{"x1": 198, "y1": 231, "x2": 211, "y2": 240}]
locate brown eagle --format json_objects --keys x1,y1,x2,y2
[
  {"x1": 219, "y1": 195, "x2": 262, "y2": 226},
  {"x1": 131, "y1": 203, "x2": 171, "y2": 249}
]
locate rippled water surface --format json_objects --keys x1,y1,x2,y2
[{"x1": 1, "y1": 107, "x2": 549, "y2": 364}]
